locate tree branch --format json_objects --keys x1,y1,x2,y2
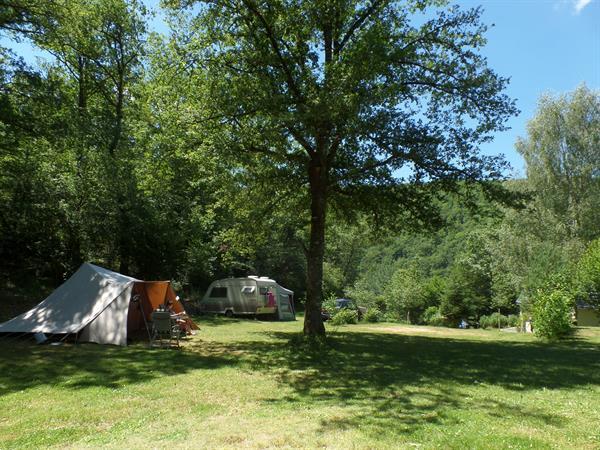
[{"x1": 336, "y1": 0, "x2": 387, "y2": 55}]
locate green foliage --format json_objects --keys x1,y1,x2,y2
[
  {"x1": 384, "y1": 267, "x2": 427, "y2": 323},
  {"x1": 164, "y1": 0, "x2": 518, "y2": 335},
  {"x1": 439, "y1": 261, "x2": 491, "y2": 325},
  {"x1": 479, "y1": 313, "x2": 519, "y2": 329},
  {"x1": 575, "y1": 238, "x2": 600, "y2": 306},
  {"x1": 532, "y1": 285, "x2": 574, "y2": 340},
  {"x1": 322, "y1": 262, "x2": 345, "y2": 298},
  {"x1": 330, "y1": 308, "x2": 358, "y2": 325},
  {"x1": 422, "y1": 306, "x2": 446, "y2": 327},
  {"x1": 321, "y1": 295, "x2": 338, "y2": 314},
  {"x1": 516, "y1": 85, "x2": 600, "y2": 242},
  {"x1": 0, "y1": 0, "x2": 595, "y2": 342},
  {"x1": 363, "y1": 308, "x2": 382, "y2": 323}
]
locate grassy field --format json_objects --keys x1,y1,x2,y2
[{"x1": 0, "y1": 318, "x2": 599, "y2": 449}]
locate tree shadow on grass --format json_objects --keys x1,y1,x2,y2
[
  {"x1": 0, "y1": 328, "x2": 598, "y2": 440},
  {"x1": 226, "y1": 330, "x2": 600, "y2": 437},
  {"x1": 0, "y1": 339, "x2": 236, "y2": 396},
  {"x1": 192, "y1": 314, "x2": 242, "y2": 327}
]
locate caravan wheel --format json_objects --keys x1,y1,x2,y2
[{"x1": 225, "y1": 310, "x2": 234, "y2": 318}]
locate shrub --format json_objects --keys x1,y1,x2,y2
[
  {"x1": 507, "y1": 314, "x2": 519, "y2": 327},
  {"x1": 422, "y1": 306, "x2": 446, "y2": 327},
  {"x1": 363, "y1": 308, "x2": 382, "y2": 323},
  {"x1": 321, "y1": 295, "x2": 337, "y2": 313},
  {"x1": 480, "y1": 312, "x2": 512, "y2": 329},
  {"x1": 479, "y1": 315, "x2": 491, "y2": 329},
  {"x1": 330, "y1": 308, "x2": 358, "y2": 325},
  {"x1": 532, "y1": 289, "x2": 573, "y2": 340}
]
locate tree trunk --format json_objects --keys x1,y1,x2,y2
[
  {"x1": 118, "y1": 204, "x2": 130, "y2": 275},
  {"x1": 77, "y1": 56, "x2": 87, "y2": 114},
  {"x1": 108, "y1": 83, "x2": 124, "y2": 156},
  {"x1": 303, "y1": 157, "x2": 327, "y2": 336}
]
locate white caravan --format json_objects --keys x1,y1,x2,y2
[{"x1": 199, "y1": 276, "x2": 296, "y2": 321}]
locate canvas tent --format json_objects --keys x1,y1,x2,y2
[{"x1": 0, "y1": 263, "x2": 196, "y2": 346}]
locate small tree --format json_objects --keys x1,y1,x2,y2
[
  {"x1": 532, "y1": 289, "x2": 573, "y2": 340},
  {"x1": 531, "y1": 276, "x2": 574, "y2": 340},
  {"x1": 385, "y1": 267, "x2": 426, "y2": 323}
]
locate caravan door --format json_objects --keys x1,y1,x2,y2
[{"x1": 239, "y1": 282, "x2": 258, "y2": 313}]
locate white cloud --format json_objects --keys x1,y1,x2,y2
[
  {"x1": 554, "y1": 0, "x2": 595, "y2": 14},
  {"x1": 573, "y1": 0, "x2": 593, "y2": 13}
]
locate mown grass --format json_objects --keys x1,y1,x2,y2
[{"x1": 0, "y1": 317, "x2": 599, "y2": 449}]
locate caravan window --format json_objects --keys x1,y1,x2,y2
[
  {"x1": 259, "y1": 287, "x2": 268, "y2": 295},
  {"x1": 241, "y1": 286, "x2": 255, "y2": 294},
  {"x1": 209, "y1": 287, "x2": 228, "y2": 298}
]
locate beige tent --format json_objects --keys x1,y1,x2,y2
[{"x1": 0, "y1": 263, "x2": 196, "y2": 346}]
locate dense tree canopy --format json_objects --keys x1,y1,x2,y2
[
  {"x1": 0, "y1": 1, "x2": 596, "y2": 338},
  {"x1": 164, "y1": 0, "x2": 518, "y2": 335},
  {"x1": 517, "y1": 85, "x2": 600, "y2": 242}
]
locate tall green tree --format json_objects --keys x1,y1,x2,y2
[
  {"x1": 36, "y1": 0, "x2": 147, "y2": 273},
  {"x1": 385, "y1": 266, "x2": 427, "y2": 323},
  {"x1": 168, "y1": 0, "x2": 517, "y2": 335},
  {"x1": 516, "y1": 85, "x2": 600, "y2": 242},
  {"x1": 1, "y1": 0, "x2": 151, "y2": 278},
  {"x1": 0, "y1": 51, "x2": 74, "y2": 279}
]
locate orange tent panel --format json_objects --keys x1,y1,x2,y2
[{"x1": 127, "y1": 281, "x2": 198, "y2": 333}]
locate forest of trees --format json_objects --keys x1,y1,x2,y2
[{"x1": 1, "y1": 1, "x2": 598, "y2": 336}]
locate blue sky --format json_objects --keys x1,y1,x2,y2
[
  {"x1": 2, "y1": 0, "x2": 599, "y2": 177},
  {"x1": 461, "y1": 0, "x2": 600, "y2": 176}
]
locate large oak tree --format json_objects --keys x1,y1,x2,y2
[{"x1": 166, "y1": 0, "x2": 517, "y2": 335}]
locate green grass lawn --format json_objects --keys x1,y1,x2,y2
[{"x1": 0, "y1": 318, "x2": 599, "y2": 449}]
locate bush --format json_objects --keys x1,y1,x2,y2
[
  {"x1": 422, "y1": 306, "x2": 446, "y2": 327},
  {"x1": 480, "y1": 312, "x2": 513, "y2": 329},
  {"x1": 479, "y1": 315, "x2": 490, "y2": 329},
  {"x1": 330, "y1": 308, "x2": 358, "y2": 325},
  {"x1": 532, "y1": 289, "x2": 573, "y2": 340},
  {"x1": 363, "y1": 308, "x2": 382, "y2": 323},
  {"x1": 507, "y1": 314, "x2": 519, "y2": 327},
  {"x1": 321, "y1": 295, "x2": 337, "y2": 313}
]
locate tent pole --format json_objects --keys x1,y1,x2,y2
[{"x1": 137, "y1": 295, "x2": 152, "y2": 343}]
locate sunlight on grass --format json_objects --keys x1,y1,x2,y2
[{"x1": 0, "y1": 320, "x2": 599, "y2": 449}]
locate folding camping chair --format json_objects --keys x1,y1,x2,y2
[{"x1": 150, "y1": 310, "x2": 180, "y2": 348}]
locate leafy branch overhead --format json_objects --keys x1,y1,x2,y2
[
  {"x1": 163, "y1": 0, "x2": 519, "y2": 335},
  {"x1": 180, "y1": 1, "x2": 517, "y2": 187}
]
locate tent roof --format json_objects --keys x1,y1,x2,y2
[
  {"x1": 88, "y1": 263, "x2": 139, "y2": 284},
  {"x1": 0, "y1": 263, "x2": 136, "y2": 335},
  {"x1": 278, "y1": 286, "x2": 294, "y2": 295}
]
